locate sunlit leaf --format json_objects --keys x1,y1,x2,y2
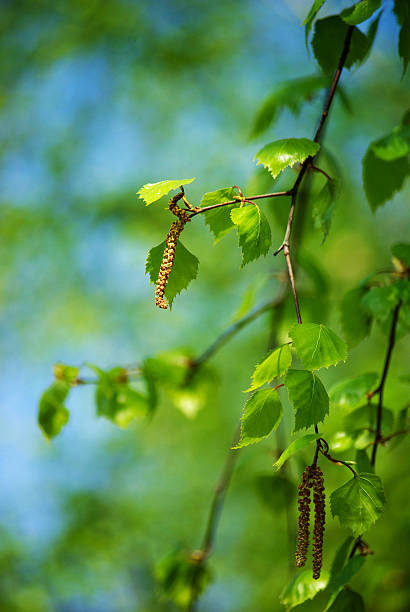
[
  {"x1": 289, "y1": 322, "x2": 347, "y2": 370},
  {"x1": 53, "y1": 363, "x2": 79, "y2": 384},
  {"x1": 341, "y1": 0, "x2": 381, "y2": 26},
  {"x1": 145, "y1": 240, "x2": 199, "y2": 308},
  {"x1": 286, "y1": 369, "x2": 329, "y2": 430},
  {"x1": 230, "y1": 204, "x2": 271, "y2": 267},
  {"x1": 391, "y1": 242, "x2": 410, "y2": 268},
  {"x1": 312, "y1": 178, "x2": 338, "y2": 243},
  {"x1": 330, "y1": 473, "x2": 385, "y2": 535},
  {"x1": 246, "y1": 344, "x2": 292, "y2": 391},
  {"x1": 95, "y1": 368, "x2": 148, "y2": 428},
  {"x1": 137, "y1": 178, "x2": 195, "y2": 205},
  {"x1": 234, "y1": 388, "x2": 283, "y2": 448},
  {"x1": 38, "y1": 381, "x2": 70, "y2": 440},
  {"x1": 280, "y1": 569, "x2": 329, "y2": 609},
  {"x1": 202, "y1": 187, "x2": 238, "y2": 242},
  {"x1": 303, "y1": 0, "x2": 327, "y2": 44},
  {"x1": 254, "y1": 138, "x2": 320, "y2": 179},
  {"x1": 273, "y1": 433, "x2": 322, "y2": 471}
]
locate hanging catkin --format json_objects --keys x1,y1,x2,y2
[
  {"x1": 312, "y1": 466, "x2": 325, "y2": 580},
  {"x1": 295, "y1": 466, "x2": 313, "y2": 568},
  {"x1": 295, "y1": 465, "x2": 325, "y2": 580},
  {"x1": 155, "y1": 190, "x2": 191, "y2": 309}
]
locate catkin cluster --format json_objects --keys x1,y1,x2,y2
[
  {"x1": 295, "y1": 466, "x2": 326, "y2": 580},
  {"x1": 155, "y1": 190, "x2": 191, "y2": 309}
]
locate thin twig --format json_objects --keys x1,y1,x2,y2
[{"x1": 188, "y1": 190, "x2": 292, "y2": 217}]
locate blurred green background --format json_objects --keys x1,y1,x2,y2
[{"x1": 1, "y1": 0, "x2": 409, "y2": 610}]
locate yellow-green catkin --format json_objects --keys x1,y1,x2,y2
[{"x1": 155, "y1": 190, "x2": 191, "y2": 309}]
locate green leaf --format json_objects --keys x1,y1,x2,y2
[
  {"x1": 289, "y1": 323, "x2": 347, "y2": 370},
  {"x1": 345, "y1": 404, "x2": 394, "y2": 439},
  {"x1": 312, "y1": 178, "x2": 338, "y2": 243},
  {"x1": 234, "y1": 388, "x2": 283, "y2": 448},
  {"x1": 286, "y1": 369, "x2": 329, "y2": 431},
  {"x1": 95, "y1": 368, "x2": 148, "y2": 428},
  {"x1": 329, "y1": 536, "x2": 355, "y2": 577},
  {"x1": 329, "y1": 373, "x2": 378, "y2": 411},
  {"x1": 255, "y1": 474, "x2": 296, "y2": 512},
  {"x1": 325, "y1": 556, "x2": 366, "y2": 610},
  {"x1": 170, "y1": 365, "x2": 218, "y2": 419},
  {"x1": 155, "y1": 550, "x2": 211, "y2": 607},
  {"x1": 330, "y1": 473, "x2": 386, "y2": 535},
  {"x1": 274, "y1": 433, "x2": 322, "y2": 471},
  {"x1": 202, "y1": 187, "x2": 238, "y2": 242},
  {"x1": 370, "y1": 126, "x2": 410, "y2": 162},
  {"x1": 392, "y1": 242, "x2": 410, "y2": 268},
  {"x1": 390, "y1": 406, "x2": 409, "y2": 450},
  {"x1": 230, "y1": 204, "x2": 271, "y2": 267},
  {"x1": 327, "y1": 589, "x2": 365, "y2": 612},
  {"x1": 341, "y1": 0, "x2": 381, "y2": 25},
  {"x1": 246, "y1": 344, "x2": 292, "y2": 391},
  {"x1": 250, "y1": 75, "x2": 327, "y2": 138},
  {"x1": 341, "y1": 285, "x2": 373, "y2": 347},
  {"x1": 38, "y1": 381, "x2": 70, "y2": 440},
  {"x1": 394, "y1": 0, "x2": 410, "y2": 77},
  {"x1": 361, "y1": 285, "x2": 401, "y2": 323},
  {"x1": 145, "y1": 240, "x2": 199, "y2": 308},
  {"x1": 312, "y1": 16, "x2": 375, "y2": 74},
  {"x1": 254, "y1": 138, "x2": 320, "y2": 179},
  {"x1": 303, "y1": 0, "x2": 327, "y2": 44},
  {"x1": 53, "y1": 363, "x2": 79, "y2": 384},
  {"x1": 280, "y1": 569, "x2": 329, "y2": 609},
  {"x1": 355, "y1": 449, "x2": 374, "y2": 473},
  {"x1": 137, "y1": 178, "x2": 195, "y2": 205},
  {"x1": 362, "y1": 146, "x2": 409, "y2": 211}
]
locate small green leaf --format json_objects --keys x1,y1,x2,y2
[
  {"x1": 325, "y1": 556, "x2": 366, "y2": 610},
  {"x1": 230, "y1": 204, "x2": 271, "y2": 267},
  {"x1": 329, "y1": 373, "x2": 378, "y2": 410},
  {"x1": 329, "y1": 536, "x2": 355, "y2": 578},
  {"x1": 202, "y1": 187, "x2": 238, "y2": 242},
  {"x1": 341, "y1": 285, "x2": 373, "y2": 347},
  {"x1": 38, "y1": 381, "x2": 70, "y2": 440},
  {"x1": 312, "y1": 16, "x2": 375, "y2": 74},
  {"x1": 53, "y1": 363, "x2": 79, "y2": 384},
  {"x1": 394, "y1": 0, "x2": 410, "y2": 77},
  {"x1": 95, "y1": 368, "x2": 148, "y2": 428},
  {"x1": 392, "y1": 242, "x2": 410, "y2": 267},
  {"x1": 355, "y1": 449, "x2": 374, "y2": 473},
  {"x1": 371, "y1": 126, "x2": 410, "y2": 162},
  {"x1": 289, "y1": 323, "x2": 347, "y2": 370},
  {"x1": 286, "y1": 369, "x2": 329, "y2": 431},
  {"x1": 362, "y1": 146, "x2": 409, "y2": 212},
  {"x1": 330, "y1": 473, "x2": 385, "y2": 535},
  {"x1": 246, "y1": 344, "x2": 292, "y2": 391},
  {"x1": 327, "y1": 589, "x2": 365, "y2": 612},
  {"x1": 312, "y1": 178, "x2": 338, "y2": 243},
  {"x1": 341, "y1": 0, "x2": 381, "y2": 26},
  {"x1": 137, "y1": 178, "x2": 195, "y2": 205},
  {"x1": 235, "y1": 388, "x2": 283, "y2": 448},
  {"x1": 280, "y1": 569, "x2": 329, "y2": 609},
  {"x1": 255, "y1": 138, "x2": 320, "y2": 179},
  {"x1": 303, "y1": 0, "x2": 327, "y2": 44},
  {"x1": 361, "y1": 285, "x2": 401, "y2": 323},
  {"x1": 274, "y1": 433, "x2": 322, "y2": 471},
  {"x1": 145, "y1": 240, "x2": 199, "y2": 308},
  {"x1": 155, "y1": 550, "x2": 211, "y2": 607},
  {"x1": 345, "y1": 404, "x2": 394, "y2": 438}
]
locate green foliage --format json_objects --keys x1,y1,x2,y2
[
  {"x1": 286, "y1": 369, "x2": 329, "y2": 430},
  {"x1": 146, "y1": 240, "x2": 199, "y2": 308},
  {"x1": 329, "y1": 536, "x2": 355, "y2": 577},
  {"x1": 202, "y1": 187, "x2": 238, "y2": 242},
  {"x1": 155, "y1": 550, "x2": 211, "y2": 607},
  {"x1": 392, "y1": 242, "x2": 410, "y2": 267},
  {"x1": 254, "y1": 138, "x2": 320, "y2": 179},
  {"x1": 137, "y1": 178, "x2": 195, "y2": 205},
  {"x1": 303, "y1": 0, "x2": 327, "y2": 44},
  {"x1": 230, "y1": 204, "x2": 272, "y2": 267},
  {"x1": 330, "y1": 473, "x2": 386, "y2": 535},
  {"x1": 273, "y1": 433, "x2": 322, "y2": 471},
  {"x1": 53, "y1": 363, "x2": 79, "y2": 384},
  {"x1": 361, "y1": 283, "x2": 403, "y2": 323},
  {"x1": 234, "y1": 388, "x2": 282, "y2": 448},
  {"x1": 250, "y1": 74, "x2": 328, "y2": 138},
  {"x1": 289, "y1": 322, "x2": 347, "y2": 370},
  {"x1": 312, "y1": 177, "x2": 338, "y2": 243},
  {"x1": 324, "y1": 555, "x2": 366, "y2": 610},
  {"x1": 94, "y1": 367, "x2": 148, "y2": 427},
  {"x1": 246, "y1": 343, "x2": 292, "y2": 391},
  {"x1": 255, "y1": 474, "x2": 296, "y2": 512},
  {"x1": 394, "y1": 0, "x2": 410, "y2": 76},
  {"x1": 329, "y1": 372, "x2": 378, "y2": 411},
  {"x1": 312, "y1": 15, "x2": 379, "y2": 74},
  {"x1": 341, "y1": 285, "x2": 373, "y2": 347},
  {"x1": 38, "y1": 381, "x2": 70, "y2": 440},
  {"x1": 280, "y1": 569, "x2": 329, "y2": 609},
  {"x1": 327, "y1": 589, "x2": 365, "y2": 612},
  {"x1": 341, "y1": 0, "x2": 382, "y2": 26},
  {"x1": 355, "y1": 449, "x2": 374, "y2": 472}
]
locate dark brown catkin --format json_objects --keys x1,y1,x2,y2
[
  {"x1": 311, "y1": 466, "x2": 325, "y2": 580},
  {"x1": 295, "y1": 466, "x2": 313, "y2": 568},
  {"x1": 155, "y1": 191, "x2": 191, "y2": 309}
]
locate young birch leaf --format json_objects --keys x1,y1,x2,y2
[
  {"x1": 137, "y1": 178, "x2": 195, "y2": 205},
  {"x1": 312, "y1": 178, "x2": 338, "y2": 243},
  {"x1": 274, "y1": 433, "x2": 322, "y2": 471},
  {"x1": 329, "y1": 372, "x2": 378, "y2": 411},
  {"x1": 246, "y1": 344, "x2": 292, "y2": 391},
  {"x1": 392, "y1": 242, "x2": 410, "y2": 268},
  {"x1": 38, "y1": 381, "x2": 70, "y2": 440},
  {"x1": 355, "y1": 449, "x2": 374, "y2": 473},
  {"x1": 53, "y1": 363, "x2": 79, "y2": 384},
  {"x1": 230, "y1": 204, "x2": 271, "y2": 267},
  {"x1": 341, "y1": 285, "x2": 373, "y2": 347},
  {"x1": 327, "y1": 589, "x2": 365, "y2": 612},
  {"x1": 234, "y1": 388, "x2": 283, "y2": 448},
  {"x1": 303, "y1": 0, "x2": 327, "y2": 44},
  {"x1": 361, "y1": 285, "x2": 401, "y2": 323},
  {"x1": 289, "y1": 323, "x2": 347, "y2": 370},
  {"x1": 286, "y1": 369, "x2": 329, "y2": 431},
  {"x1": 329, "y1": 536, "x2": 355, "y2": 577},
  {"x1": 146, "y1": 240, "x2": 199, "y2": 308},
  {"x1": 341, "y1": 0, "x2": 381, "y2": 26},
  {"x1": 312, "y1": 16, "x2": 371, "y2": 74},
  {"x1": 324, "y1": 556, "x2": 366, "y2": 611},
  {"x1": 95, "y1": 368, "x2": 149, "y2": 428},
  {"x1": 280, "y1": 569, "x2": 329, "y2": 610},
  {"x1": 202, "y1": 187, "x2": 238, "y2": 242},
  {"x1": 394, "y1": 0, "x2": 410, "y2": 77},
  {"x1": 330, "y1": 473, "x2": 385, "y2": 535},
  {"x1": 255, "y1": 138, "x2": 320, "y2": 180},
  {"x1": 362, "y1": 147, "x2": 409, "y2": 211}
]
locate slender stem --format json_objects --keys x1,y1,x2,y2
[
  {"x1": 371, "y1": 301, "x2": 402, "y2": 466},
  {"x1": 188, "y1": 190, "x2": 292, "y2": 217}
]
